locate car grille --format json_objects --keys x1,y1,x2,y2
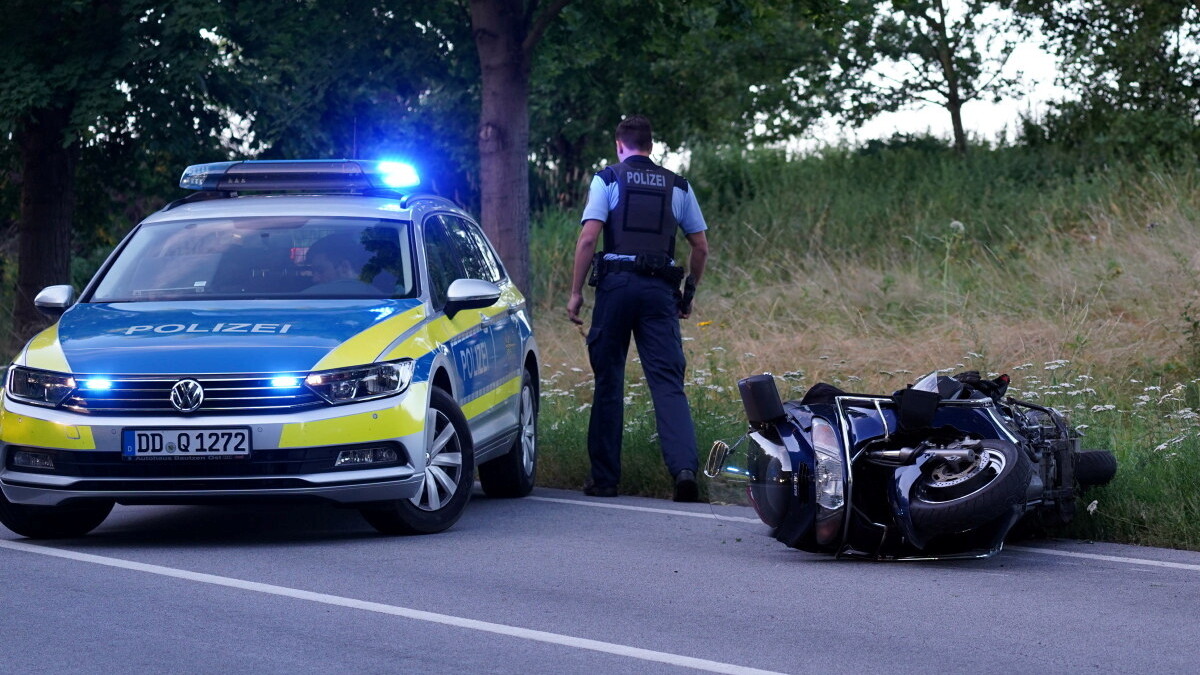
[{"x1": 62, "y1": 375, "x2": 324, "y2": 415}]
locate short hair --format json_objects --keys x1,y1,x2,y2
[{"x1": 616, "y1": 115, "x2": 653, "y2": 152}]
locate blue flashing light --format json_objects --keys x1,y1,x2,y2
[
  {"x1": 178, "y1": 159, "x2": 422, "y2": 193},
  {"x1": 270, "y1": 376, "x2": 302, "y2": 389},
  {"x1": 81, "y1": 378, "x2": 113, "y2": 390},
  {"x1": 375, "y1": 161, "x2": 420, "y2": 189}
]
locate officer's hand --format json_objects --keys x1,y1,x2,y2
[
  {"x1": 567, "y1": 292, "x2": 585, "y2": 325},
  {"x1": 677, "y1": 275, "x2": 696, "y2": 319}
]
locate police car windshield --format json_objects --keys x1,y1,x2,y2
[{"x1": 90, "y1": 217, "x2": 417, "y2": 302}]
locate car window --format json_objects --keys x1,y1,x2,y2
[
  {"x1": 89, "y1": 216, "x2": 417, "y2": 302},
  {"x1": 440, "y1": 215, "x2": 504, "y2": 284},
  {"x1": 422, "y1": 215, "x2": 467, "y2": 310}
]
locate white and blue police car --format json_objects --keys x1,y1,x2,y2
[{"x1": 0, "y1": 160, "x2": 539, "y2": 537}]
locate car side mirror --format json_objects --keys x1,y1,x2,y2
[
  {"x1": 444, "y1": 279, "x2": 501, "y2": 319},
  {"x1": 34, "y1": 285, "x2": 76, "y2": 318}
]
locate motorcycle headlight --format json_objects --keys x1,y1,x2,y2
[
  {"x1": 305, "y1": 360, "x2": 415, "y2": 405},
  {"x1": 6, "y1": 366, "x2": 77, "y2": 408},
  {"x1": 811, "y1": 417, "x2": 846, "y2": 545}
]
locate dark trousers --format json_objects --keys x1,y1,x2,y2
[{"x1": 586, "y1": 272, "x2": 698, "y2": 487}]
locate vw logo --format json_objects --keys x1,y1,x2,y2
[{"x1": 170, "y1": 379, "x2": 205, "y2": 413}]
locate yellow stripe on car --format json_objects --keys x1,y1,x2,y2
[
  {"x1": 311, "y1": 305, "x2": 427, "y2": 371},
  {"x1": 277, "y1": 383, "x2": 429, "y2": 448},
  {"x1": 0, "y1": 408, "x2": 95, "y2": 450},
  {"x1": 460, "y1": 375, "x2": 521, "y2": 420},
  {"x1": 22, "y1": 325, "x2": 71, "y2": 372}
]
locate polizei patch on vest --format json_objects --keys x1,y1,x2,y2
[
  {"x1": 626, "y1": 170, "x2": 666, "y2": 188},
  {"x1": 123, "y1": 323, "x2": 294, "y2": 335}
]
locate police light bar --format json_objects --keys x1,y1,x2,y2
[{"x1": 179, "y1": 160, "x2": 421, "y2": 192}]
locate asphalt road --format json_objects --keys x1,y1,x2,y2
[{"x1": 2, "y1": 486, "x2": 1199, "y2": 674}]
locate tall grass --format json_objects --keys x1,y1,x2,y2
[{"x1": 529, "y1": 143, "x2": 1200, "y2": 550}]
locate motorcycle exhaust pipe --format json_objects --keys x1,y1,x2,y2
[{"x1": 739, "y1": 374, "x2": 786, "y2": 428}]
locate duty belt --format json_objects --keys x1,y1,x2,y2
[{"x1": 596, "y1": 257, "x2": 685, "y2": 284}]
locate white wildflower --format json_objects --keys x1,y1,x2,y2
[
  {"x1": 1087, "y1": 500, "x2": 1098, "y2": 515},
  {"x1": 949, "y1": 220, "x2": 965, "y2": 232},
  {"x1": 1153, "y1": 435, "x2": 1186, "y2": 452},
  {"x1": 1090, "y1": 404, "x2": 1116, "y2": 412}
]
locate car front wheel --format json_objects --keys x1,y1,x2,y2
[
  {"x1": 0, "y1": 493, "x2": 114, "y2": 539},
  {"x1": 360, "y1": 387, "x2": 474, "y2": 535}
]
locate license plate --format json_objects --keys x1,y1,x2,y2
[{"x1": 122, "y1": 428, "x2": 252, "y2": 460}]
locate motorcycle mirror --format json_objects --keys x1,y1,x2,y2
[
  {"x1": 704, "y1": 440, "x2": 731, "y2": 479},
  {"x1": 705, "y1": 436, "x2": 774, "y2": 534}
]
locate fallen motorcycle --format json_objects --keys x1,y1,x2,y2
[{"x1": 705, "y1": 371, "x2": 1117, "y2": 560}]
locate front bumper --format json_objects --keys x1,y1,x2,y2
[{"x1": 0, "y1": 384, "x2": 430, "y2": 507}]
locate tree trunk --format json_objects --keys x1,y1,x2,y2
[
  {"x1": 926, "y1": 0, "x2": 968, "y2": 155},
  {"x1": 470, "y1": 0, "x2": 532, "y2": 295},
  {"x1": 948, "y1": 96, "x2": 967, "y2": 155},
  {"x1": 14, "y1": 106, "x2": 76, "y2": 348}
]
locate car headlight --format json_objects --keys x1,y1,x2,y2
[
  {"x1": 7, "y1": 366, "x2": 77, "y2": 407},
  {"x1": 811, "y1": 417, "x2": 846, "y2": 545},
  {"x1": 304, "y1": 359, "x2": 414, "y2": 404}
]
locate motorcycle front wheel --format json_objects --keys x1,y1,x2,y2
[{"x1": 909, "y1": 439, "x2": 1033, "y2": 536}]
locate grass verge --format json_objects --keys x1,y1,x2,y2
[{"x1": 528, "y1": 144, "x2": 1200, "y2": 550}]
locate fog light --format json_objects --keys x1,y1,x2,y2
[
  {"x1": 335, "y1": 447, "x2": 399, "y2": 466},
  {"x1": 13, "y1": 450, "x2": 55, "y2": 470}
]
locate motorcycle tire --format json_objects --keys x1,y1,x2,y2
[
  {"x1": 1075, "y1": 450, "x2": 1117, "y2": 490},
  {"x1": 909, "y1": 439, "x2": 1033, "y2": 536}
]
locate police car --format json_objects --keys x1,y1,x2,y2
[{"x1": 0, "y1": 160, "x2": 539, "y2": 538}]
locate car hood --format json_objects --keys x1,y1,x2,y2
[{"x1": 47, "y1": 300, "x2": 424, "y2": 375}]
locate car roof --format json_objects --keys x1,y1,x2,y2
[{"x1": 141, "y1": 193, "x2": 466, "y2": 225}]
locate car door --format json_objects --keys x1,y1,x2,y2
[
  {"x1": 439, "y1": 215, "x2": 522, "y2": 440},
  {"x1": 423, "y1": 214, "x2": 509, "y2": 444}
]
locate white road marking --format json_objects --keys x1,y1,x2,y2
[
  {"x1": 1009, "y1": 545, "x2": 1200, "y2": 572},
  {"x1": 533, "y1": 496, "x2": 1200, "y2": 572},
  {"x1": 0, "y1": 538, "x2": 782, "y2": 675},
  {"x1": 529, "y1": 496, "x2": 762, "y2": 524}
]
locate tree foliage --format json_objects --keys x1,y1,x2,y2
[
  {"x1": 530, "y1": 0, "x2": 840, "y2": 206},
  {"x1": 0, "y1": 0, "x2": 224, "y2": 346},
  {"x1": 211, "y1": 1, "x2": 481, "y2": 201},
  {"x1": 1016, "y1": 0, "x2": 1200, "y2": 159},
  {"x1": 837, "y1": 0, "x2": 1028, "y2": 153}
]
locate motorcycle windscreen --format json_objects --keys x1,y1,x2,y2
[{"x1": 704, "y1": 434, "x2": 792, "y2": 534}]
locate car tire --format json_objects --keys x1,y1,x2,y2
[
  {"x1": 479, "y1": 369, "x2": 537, "y2": 498},
  {"x1": 909, "y1": 439, "x2": 1032, "y2": 536},
  {"x1": 360, "y1": 387, "x2": 474, "y2": 535},
  {"x1": 1076, "y1": 450, "x2": 1117, "y2": 490},
  {"x1": 0, "y1": 493, "x2": 114, "y2": 539}
]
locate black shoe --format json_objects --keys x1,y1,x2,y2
[
  {"x1": 673, "y1": 469, "x2": 699, "y2": 503},
  {"x1": 583, "y1": 481, "x2": 618, "y2": 498}
]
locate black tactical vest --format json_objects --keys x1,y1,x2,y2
[{"x1": 599, "y1": 157, "x2": 682, "y2": 259}]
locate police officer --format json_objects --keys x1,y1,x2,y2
[{"x1": 567, "y1": 115, "x2": 709, "y2": 502}]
